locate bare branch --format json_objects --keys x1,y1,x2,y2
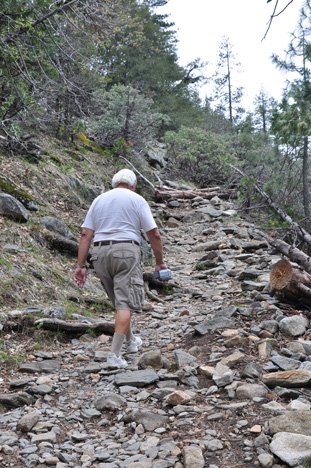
[{"x1": 262, "y1": 0, "x2": 294, "y2": 41}]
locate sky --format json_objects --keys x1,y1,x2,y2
[{"x1": 157, "y1": 0, "x2": 306, "y2": 111}]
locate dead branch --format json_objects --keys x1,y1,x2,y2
[
  {"x1": 119, "y1": 155, "x2": 156, "y2": 192},
  {"x1": 144, "y1": 282, "x2": 164, "y2": 303},
  {"x1": 228, "y1": 163, "x2": 311, "y2": 248},
  {"x1": 34, "y1": 317, "x2": 115, "y2": 335},
  {"x1": 262, "y1": 232, "x2": 311, "y2": 275}
]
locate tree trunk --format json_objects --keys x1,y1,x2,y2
[
  {"x1": 302, "y1": 135, "x2": 310, "y2": 231},
  {"x1": 270, "y1": 259, "x2": 311, "y2": 305}
]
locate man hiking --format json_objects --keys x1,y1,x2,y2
[{"x1": 74, "y1": 168, "x2": 167, "y2": 368}]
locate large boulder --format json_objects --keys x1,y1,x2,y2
[
  {"x1": 40, "y1": 216, "x2": 76, "y2": 240},
  {"x1": 145, "y1": 144, "x2": 166, "y2": 169},
  {"x1": 0, "y1": 193, "x2": 28, "y2": 221}
]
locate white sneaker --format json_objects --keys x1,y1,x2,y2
[
  {"x1": 125, "y1": 336, "x2": 142, "y2": 353},
  {"x1": 107, "y1": 353, "x2": 128, "y2": 368}
]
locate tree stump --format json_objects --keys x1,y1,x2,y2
[{"x1": 270, "y1": 259, "x2": 311, "y2": 305}]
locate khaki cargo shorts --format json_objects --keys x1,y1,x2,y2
[{"x1": 90, "y1": 242, "x2": 144, "y2": 311}]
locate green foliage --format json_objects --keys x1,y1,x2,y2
[
  {"x1": 98, "y1": 1, "x2": 204, "y2": 130},
  {"x1": 91, "y1": 84, "x2": 169, "y2": 149},
  {"x1": 164, "y1": 125, "x2": 238, "y2": 186}
]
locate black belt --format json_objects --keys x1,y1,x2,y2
[{"x1": 93, "y1": 240, "x2": 140, "y2": 247}]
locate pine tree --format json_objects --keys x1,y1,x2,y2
[
  {"x1": 211, "y1": 37, "x2": 244, "y2": 126},
  {"x1": 271, "y1": 1, "x2": 311, "y2": 231}
]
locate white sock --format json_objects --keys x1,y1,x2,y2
[
  {"x1": 126, "y1": 321, "x2": 135, "y2": 342},
  {"x1": 111, "y1": 333, "x2": 126, "y2": 357}
]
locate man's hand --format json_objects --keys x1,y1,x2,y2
[
  {"x1": 74, "y1": 267, "x2": 87, "y2": 288},
  {"x1": 155, "y1": 263, "x2": 168, "y2": 272}
]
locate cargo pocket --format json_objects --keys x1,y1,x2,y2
[{"x1": 128, "y1": 277, "x2": 144, "y2": 311}]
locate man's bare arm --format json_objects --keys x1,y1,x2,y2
[
  {"x1": 146, "y1": 227, "x2": 167, "y2": 271},
  {"x1": 74, "y1": 228, "x2": 94, "y2": 288}
]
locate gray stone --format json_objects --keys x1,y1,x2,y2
[
  {"x1": 27, "y1": 384, "x2": 53, "y2": 395},
  {"x1": 124, "y1": 410, "x2": 168, "y2": 431},
  {"x1": 269, "y1": 411, "x2": 311, "y2": 435},
  {"x1": 183, "y1": 212, "x2": 209, "y2": 224},
  {"x1": 95, "y1": 393, "x2": 127, "y2": 411},
  {"x1": 115, "y1": 369, "x2": 159, "y2": 387},
  {"x1": 182, "y1": 445, "x2": 205, "y2": 468},
  {"x1": 145, "y1": 145, "x2": 166, "y2": 168},
  {"x1": 0, "y1": 392, "x2": 34, "y2": 407},
  {"x1": 40, "y1": 216, "x2": 76, "y2": 240},
  {"x1": 213, "y1": 363, "x2": 233, "y2": 387},
  {"x1": 31, "y1": 431, "x2": 56, "y2": 444},
  {"x1": 236, "y1": 384, "x2": 267, "y2": 399},
  {"x1": 0, "y1": 193, "x2": 28, "y2": 221},
  {"x1": 262, "y1": 370, "x2": 311, "y2": 388},
  {"x1": 259, "y1": 320, "x2": 279, "y2": 334},
  {"x1": 279, "y1": 316, "x2": 308, "y2": 337},
  {"x1": 205, "y1": 439, "x2": 223, "y2": 451},
  {"x1": 194, "y1": 317, "x2": 235, "y2": 335},
  {"x1": 270, "y1": 432, "x2": 311, "y2": 467},
  {"x1": 174, "y1": 350, "x2": 196, "y2": 368},
  {"x1": 138, "y1": 350, "x2": 163, "y2": 370},
  {"x1": 270, "y1": 353, "x2": 300, "y2": 371},
  {"x1": 258, "y1": 453, "x2": 274, "y2": 468},
  {"x1": 0, "y1": 432, "x2": 18, "y2": 446},
  {"x1": 42, "y1": 306, "x2": 67, "y2": 319},
  {"x1": 241, "y1": 362, "x2": 262, "y2": 379}
]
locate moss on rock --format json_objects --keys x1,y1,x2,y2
[{"x1": 0, "y1": 175, "x2": 34, "y2": 204}]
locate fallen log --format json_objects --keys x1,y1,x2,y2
[
  {"x1": 44, "y1": 232, "x2": 79, "y2": 256},
  {"x1": 155, "y1": 189, "x2": 237, "y2": 201},
  {"x1": 34, "y1": 318, "x2": 115, "y2": 335},
  {"x1": 262, "y1": 233, "x2": 311, "y2": 275},
  {"x1": 270, "y1": 259, "x2": 311, "y2": 305}
]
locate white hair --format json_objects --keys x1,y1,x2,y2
[{"x1": 112, "y1": 169, "x2": 137, "y2": 188}]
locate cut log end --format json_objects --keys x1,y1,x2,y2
[{"x1": 270, "y1": 259, "x2": 293, "y2": 290}]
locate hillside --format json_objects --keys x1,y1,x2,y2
[{"x1": 1, "y1": 139, "x2": 311, "y2": 468}]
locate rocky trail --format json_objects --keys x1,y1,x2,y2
[{"x1": 2, "y1": 194, "x2": 311, "y2": 468}]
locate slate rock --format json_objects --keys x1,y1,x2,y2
[
  {"x1": 165, "y1": 390, "x2": 192, "y2": 406},
  {"x1": 279, "y1": 315, "x2": 308, "y2": 337},
  {"x1": 0, "y1": 392, "x2": 34, "y2": 407},
  {"x1": 40, "y1": 216, "x2": 76, "y2": 240},
  {"x1": 194, "y1": 317, "x2": 235, "y2": 335},
  {"x1": 270, "y1": 432, "x2": 311, "y2": 467},
  {"x1": 124, "y1": 410, "x2": 168, "y2": 431},
  {"x1": 269, "y1": 411, "x2": 311, "y2": 435},
  {"x1": 236, "y1": 384, "x2": 268, "y2": 399},
  {"x1": 262, "y1": 370, "x2": 311, "y2": 388},
  {"x1": 138, "y1": 350, "x2": 163, "y2": 370},
  {"x1": 270, "y1": 353, "x2": 300, "y2": 371},
  {"x1": 0, "y1": 193, "x2": 29, "y2": 221},
  {"x1": 114, "y1": 369, "x2": 159, "y2": 387},
  {"x1": 16, "y1": 412, "x2": 40, "y2": 433},
  {"x1": 174, "y1": 350, "x2": 196, "y2": 368},
  {"x1": 182, "y1": 445, "x2": 205, "y2": 468},
  {"x1": 95, "y1": 393, "x2": 127, "y2": 411}
]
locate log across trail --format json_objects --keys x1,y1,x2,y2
[
  {"x1": 155, "y1": 188, "x2": 238, "y2": 201},
  {"x1": 270, "y1": 259, "x2": 311, "y2": 305}
]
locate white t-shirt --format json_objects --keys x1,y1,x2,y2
[{"x1": 82, "y1": 188, "x2": 157, "y2": 244}]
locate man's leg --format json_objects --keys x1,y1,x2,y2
[{"x1": 111, "y1": 309, "x2": 131, "y2": 357}]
